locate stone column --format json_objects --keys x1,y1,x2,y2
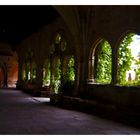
[
  {"x1": 73, "y1": 52, "x2": 80, "y2": 96},
  {"x1": 36, "y1": 61, "x2": 43, "y2": 89},
  {"x1": 111, "y1": 47, "x2": 118, "y2": 85},
  {"x1": 17, "y1": 59, "x2": 23, "y2": 83},
  {"x1": 72, "y1": 39, "x2": 89, "y2": 97},
  {"x1": 50, "y1": 53, "x2": 53, "y2": 88},
  {"x1": 88, "y1": 55, "x2": 95, "y2": 83},
  {"x1": 3, "y1": 62, "x2": 8, "y2": 88}
]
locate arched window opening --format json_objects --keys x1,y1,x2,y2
[
  {"x1": 117, "y1": 33, "x2": 140, "y2": 86},
  {"x1": 25, "y1": 61, "x2": 36, "y2": 83},
  {"x1": 52, "y1": 58, "x2": 61, "y2": 93},
  {"x1": 50, "y1": 31, "x2": 75, "y2": 94},
  {"x1": 62, "y1": 55, "x2": 75, "y2": 94},
  {"x1": 24, "y1": 48, "x2": 36, "y2": 83},
  {"x1": 50, "y1": 32, "x2": 70, "y2": 94},
  {"x1": 94, "y1": 39, "x2": 112, "y2": 84}
]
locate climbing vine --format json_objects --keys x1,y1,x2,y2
[
  {"x1": 43, "y1": 61, "x2": 50, "y2": 86},
  {"x1": 52, "y1": 59, "x2": 61, "y2": 93},
  {"x1": 62, "y1": 56, "x2": 75, "y2": 94},
  {"x1": 117, "y1": 33, "x2": 134, "y2": 85},
  {"x1": 95, "y1": 40, "x2": 112, "y2": 84}
]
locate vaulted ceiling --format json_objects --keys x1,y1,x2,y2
[{"x1": 0, "y1": 5, "x2": 59, "y2": 49}]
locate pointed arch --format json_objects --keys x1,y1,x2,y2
[
  {"x1": 88, "y1": 37, "x2": 102, "y2": 82},
  {"x1": 116, "y1": 30, "x2": 140, "y2": 85},
  {"x1": 88, "y1": 37, "x2": 112, "y2": 84}
]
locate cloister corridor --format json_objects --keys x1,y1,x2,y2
[{"x1": 0, "y1": 88, "x2": 140, "y2": 135}]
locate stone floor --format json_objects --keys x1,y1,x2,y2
[{"x1": 0, "y1": 89, "x2": 140, "y2": 135}]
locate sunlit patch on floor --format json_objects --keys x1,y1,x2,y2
[{"x1": 32, "y1": 97, "x2": 50, "y2": 103}]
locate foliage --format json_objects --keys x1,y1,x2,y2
[
  {"x1": 53, "y1": 59, "x2": 61, "y2": 93},
  {"x1": 117, "y1": 33, "x2": 134, "y2": 85},
  {"x1": 65, "y1": 56, "x2": 75, "y2": 82},
  {"x1": 54, "y1": 59, "x2": 61, "y2": 81},
  {"x1": 62, "y1": 56, "x2": 75, "y2": 93},
  {"x1": 95, "y1": 40, "x2": 112, "y2": 84},
  {"x1": 134, "y1": 53, "x2": 140, "y2": 85},
  {"x1": 31, "y1": 62, "x2": 36, "y2": 81},
  {"x1": 43, "y1": 62, "x2": 50, "y2": 86},
  {"x1": 51, "y1": 80, "x2": 61, "y2": 93}
]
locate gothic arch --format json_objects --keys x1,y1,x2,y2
[
  {"x1": 88, "y1": 37, "x2": 102, "y2": 81},
  {"x1": 88, "y1": 37, "x2": 112, "y2": 83},
  {"x1": 116, "y1": 30, "x2": 139, "y2": 85},
  {"x1": 115, "y1": 30, "x2": 137, "y2": 52}
]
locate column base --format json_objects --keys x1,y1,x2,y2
[{"x1": 87, "y1": 79, "x2": 95, "y2": 84}]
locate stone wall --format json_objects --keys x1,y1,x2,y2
[{"x1": 17, "y1": 6, "x2": 140, "y2": 98}]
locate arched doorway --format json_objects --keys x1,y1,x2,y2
[
  {"x1": 43, "y1": 59, "x2": 50, "y2": 87},
  {"x1": 62, "y1": 55, "x2": 75, "y2": 95}
]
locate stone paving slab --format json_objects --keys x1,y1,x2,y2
[{"x1": 0, "y1": 89, "x2": 140, "y2": 134}]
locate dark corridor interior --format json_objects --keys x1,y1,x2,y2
[{"x1": 1, "y1": 5, "x2": 140, "y2": 135}]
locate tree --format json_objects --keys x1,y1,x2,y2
[
  {"x1": 95, "y1": 40, "x2": 112, "y2": 84},
  {"x1": 117, "y1": 33, "x2": 134, "y2": 85}
]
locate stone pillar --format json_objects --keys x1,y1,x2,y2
[
  {"x1": 50, "y1": 53, "x2": 54, "y2": 89},
  {"x1": 111, "y1": 47, "x2": 118, "y2": 85},
  {"x1": 36, "y1": 61, "x2": 43, "y2": 89},
  {"x1": 17, "y1": 59, "x2": 23, "y2": 82},
  {"x1": 73, "y1": 52, "x2": 80, "y2": 96},
  {"x1": 88, "y1": 55, "x2": 95, "y2": 83},
  {"x1": 2, "y1": 62, "x2": 8, "y2": 88},
  {"x1": 16, "y1": 55, "x2": 24, "y2": 89},
  {"x1": 78, "y1": 47, "x2": 88, "y2": 96}
]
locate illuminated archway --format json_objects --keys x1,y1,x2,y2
[
  {"x1": 62, "y1": 55, "x2": 75, "y2": 94},
  {"x1": 117, "y1": 32, "x2": 140, "y2": 85},
  {"x1": 89, "y1": 38, "x2": 112, "y2": 84}
]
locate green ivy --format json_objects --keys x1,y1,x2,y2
[
  {"x1": 117, "y1": 33, "x2": 134, "y2": 85},
  {"x1": 134, "y1": 53, "x2": 140, "y2": 85},
  {"x1": 62, "y1": 56, "x2": 75, "y2": 94},
  {"x1": 43, "y1": 62, "x2": 50, "y2": 86},
  {"x1": 95, "y1": 40, "x2": 112, "y2": 84},
  {"x1": 65, "y1": 56, "x2": 75, "y2": 82},
  {"x1": 53, "y1": 59, "x2": 61, "y2": 93}
]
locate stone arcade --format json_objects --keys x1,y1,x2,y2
[{"x1": 1, "y1": 6, "x2": 140, "y2": 134}]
